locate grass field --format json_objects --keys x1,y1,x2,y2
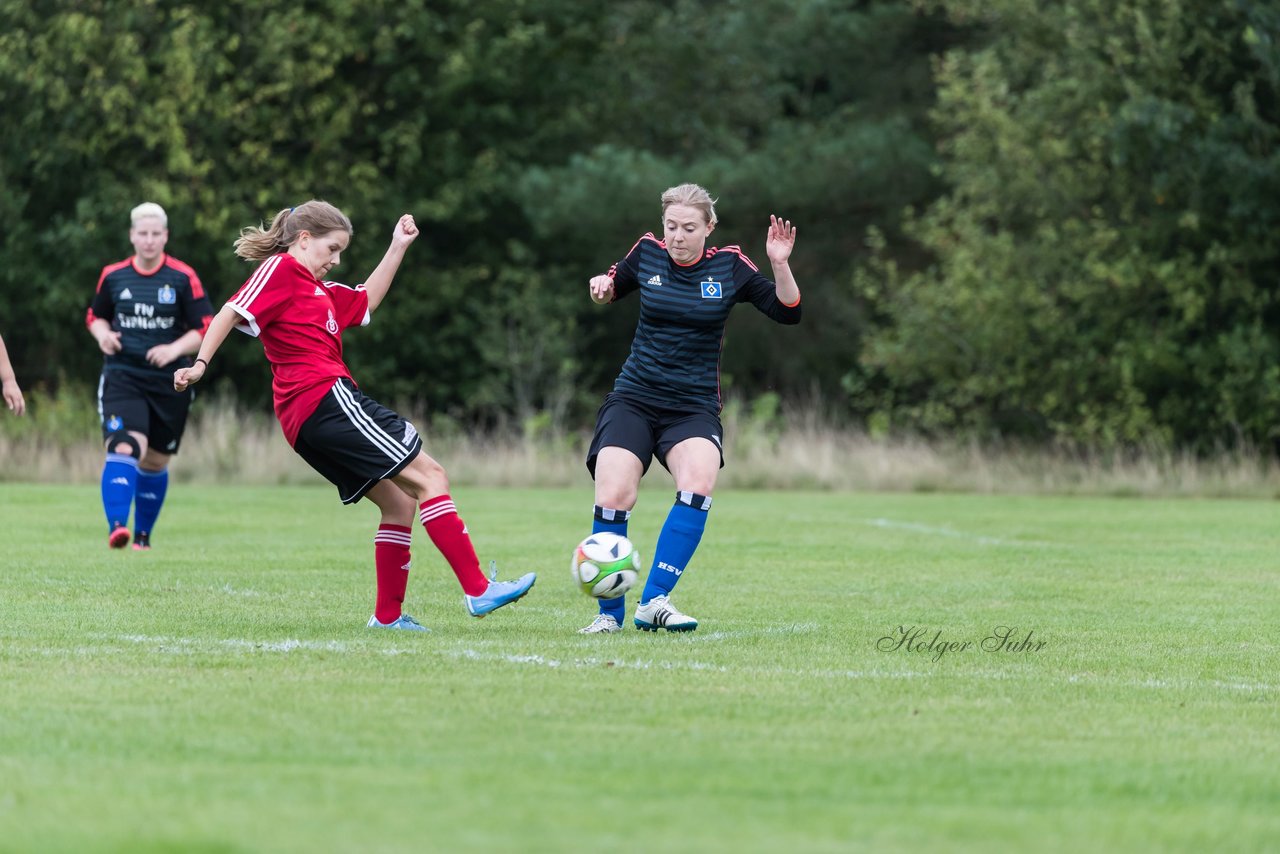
[{"x1": 1, "y1": 483, "x2": 1277, "y2": 852}]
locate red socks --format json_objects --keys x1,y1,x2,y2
[
  {"x1": 419, "y1": 495, "x2": 488, "y2": 596},
  {"x1": 373, "y1": 524, "x2": 413, "y2": 624}
]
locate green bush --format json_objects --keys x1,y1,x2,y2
[{"x1": 857, "y1": 0, "x2": 1280, "y2": 451}]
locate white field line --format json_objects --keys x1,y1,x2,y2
[
  {"x1": 696, "y1": 622, "x2": 819, "y2": 642},
  {"x1": 116, "y1": 634, "x2": 350, "y2": 653},
  {"x1": 47, "y1": 633, "x2": 1275, "y2": 695},
  {"x1": 861, "y1": 517, "x2": 1052, "y2": 547}
]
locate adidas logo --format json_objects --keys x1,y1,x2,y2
[
  {"x1": 120, "y1": 288, "x2": 132, "y2": 300},
  {"x1": 110, "y1": 477, "x2": 130, "y2": 485},
  {"x1": 314, "y1": 286, "x2": 324, "y2": 295},
  {"x1": 647, "y1": 275, "x2": 662, "y2": 286}
]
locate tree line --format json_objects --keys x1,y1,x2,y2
[{"x1": 1, "y1": 0, "x2": 1275, "y2": 451}]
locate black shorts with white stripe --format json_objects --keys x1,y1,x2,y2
[{"x1": 294, "y1": 378, "x2": 423, "y2": 504}]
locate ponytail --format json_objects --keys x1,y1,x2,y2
[
  {"x1": 233, "y1": 200, "x2": 353, "y2": 262},
  {"x1": 233, "y1": 208, "x2": 292, "y2": 261}
]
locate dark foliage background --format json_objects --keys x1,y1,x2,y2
[{"x1": 1, "y1": 0, "x2": 1275, "y2": 450}]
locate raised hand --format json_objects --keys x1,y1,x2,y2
[
  {"x1": 765, "y1": 214, "x2": 796, "y2": 264},
  {"x1": 393, "y1": 214, "x2": 419, "y2": 248}
]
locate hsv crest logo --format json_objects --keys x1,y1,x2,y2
[
  {"x1": 700, "y1": 279, "x2": 722, "y2": 299},
  {"x1": 325, "y1": 309, "x2": 339, "y2": 335},
  {"x1": 157, "y1": 285, "x2": 176, "y2": 304}
]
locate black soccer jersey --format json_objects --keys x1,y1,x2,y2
[
  {"x1": 88, "y1": 255, "x2": 214, "y2": 376},
  {"x1": 606, "y1": 233, "x2": 801, "y2": 412}
]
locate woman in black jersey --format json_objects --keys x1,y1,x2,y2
[
  {"x1": 87, "y1": 202, "x2": 213, "y2": 551},
  {"x1": 579, "y1": 183, "x2": 801, "y2": 634}
]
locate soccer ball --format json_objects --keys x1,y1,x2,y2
[{"x1": 572, "y1": 532, "x2": 641, "y2": 599}]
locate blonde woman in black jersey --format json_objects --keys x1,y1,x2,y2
[{"x1": 580, "y1": 183, "x2": 801, "y2": 634}]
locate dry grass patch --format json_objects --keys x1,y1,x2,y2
[{"x1": 1, "y1": 392, "x2": 1277, "y2": 497}]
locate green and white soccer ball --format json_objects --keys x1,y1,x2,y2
[{"x1": 572, "y1": 532, "x2": 641, "y2": 599}]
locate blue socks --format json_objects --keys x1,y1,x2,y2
[
  {"x1": 592, "y1": 505, "x2": 630, "y2": 622},
  {"x1": 591, "y1": 493, "x2": 713, "y2": 618},
  {"x1": 640, "y1": 491, "x2": 711, "y2": 605},
  {"x1": 101, "y1": 453, "x2": 138, "y2": 530},
  {"x1": 134, "y1": 467, "x2": 169, "y2": 538}
]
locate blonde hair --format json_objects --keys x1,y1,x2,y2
[
  {"x1": 661, "y1": 183, "x2": 718, "y2": 226},
  {"x1": 130, "y1": 202, "x2": 167, "y2": 228},
  {"x1": 234, "y1": 199, "x2": 353, "y2": 262}
]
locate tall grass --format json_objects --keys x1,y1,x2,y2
[{"x1": 2, "y1": 388, "x2": 1277, "y2": 497}]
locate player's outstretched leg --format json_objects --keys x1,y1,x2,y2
[
  {"x1": 416, "y1": 495, "x2": 535, "y2": 617},
  {"x1": 397, "y1": 452, "x2": 537, "y2": 619}
]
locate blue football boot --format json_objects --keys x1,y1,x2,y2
[
  {"x1": 465, "y1": 562, "x2": 537, "y2": 618},
  {"x1": 367, "y1": 613, "x2": 430, "y2": 632}
]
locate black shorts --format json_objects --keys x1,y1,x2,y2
[
  {"x1": 98, "y1": 368, "x2": 194, "y2": 454},
  {"x1": 294, "y1": 379, "x2": 424, "y2": 504},
  {"x1": 586, "y1": 391, "x2": 724, "y2": 478}
]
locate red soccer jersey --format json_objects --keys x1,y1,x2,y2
[{"x1": 227, "y1": 253, "x2": 370, "y2": 446}]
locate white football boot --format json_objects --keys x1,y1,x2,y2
[
  {"x1": 633, "y1": 595, "x2": 698, "y2": 632},
  {"x1": 579, "y1": 613, "x2": 623, "y2": 634}
]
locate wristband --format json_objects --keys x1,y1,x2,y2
[{"x1": 194, "y1": 358, "x2": 208, "y2": 369}]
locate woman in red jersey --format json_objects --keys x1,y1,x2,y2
[{"x1": 174, "y1": 200, "x2": 535, "y2": 631}]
